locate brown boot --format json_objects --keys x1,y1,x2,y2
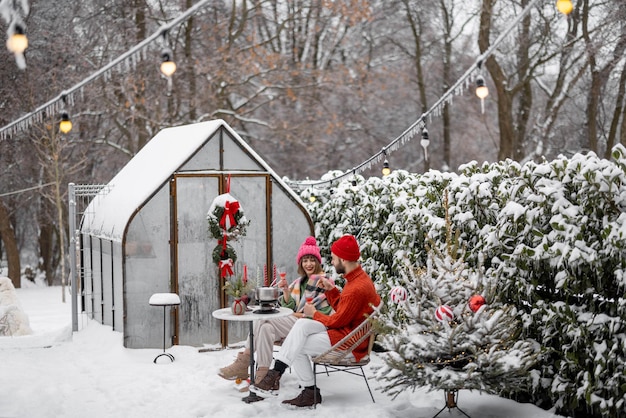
[
  {"x1": 251, "y1": 369, "x2": 281, "y2": 397},
  {"x1": 282, "y1": 387, "x2": 322, "y2": 408},
  {"x1": 218, "y1": 351, "x2": 250, "y2": 381}
]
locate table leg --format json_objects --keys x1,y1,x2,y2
[{"x1": 242, "y1": 320, "x2": 263, "y2": 403}]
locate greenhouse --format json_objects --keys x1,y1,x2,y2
[{"x1": 74, "y1": 120, "x2": 313, "y2": 349}]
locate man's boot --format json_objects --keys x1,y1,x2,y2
[{"x1": 282, "y1": 386, "x2": 322, "y2": 408}]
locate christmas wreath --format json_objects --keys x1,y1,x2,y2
[
  {"x1": 206, "y1": 193, "x2": 250, "y2": 241},
  {"x1": 212, "y1": 243, "x2": 237, "y2": 265},
  {"x1": 207, "y1": 190, "x2": 249, "y2": 278}
]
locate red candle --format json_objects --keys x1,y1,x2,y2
[{"x1": 242, "y1": 264, "x2": 248, "y2": 284}]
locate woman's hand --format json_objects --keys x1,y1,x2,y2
[{"x1": 279, "y1": 276, "x2": 290, "y2": 301}]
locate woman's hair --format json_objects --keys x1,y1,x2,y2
[{"x1": 297, "y1": 255, "x2": 324, "y2": 277}]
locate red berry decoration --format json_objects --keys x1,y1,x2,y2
[
  {"x1": 468, "y1": 295, "x2": 486, "y2": 312},
  {"x1": 435, "y1": 305, "x2": 454, "y2": 322}
]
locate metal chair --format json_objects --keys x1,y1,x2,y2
[{"x1": 311, "y1": 302, "x2": 383, "y2": 407}]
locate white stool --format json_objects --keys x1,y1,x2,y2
[{"x1": 149, "y1": 293, "x2": 181, "y2": 363}]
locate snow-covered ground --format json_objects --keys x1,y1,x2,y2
[{"x1": 0, "y1": 284, "x2": 567, "y2": 418}]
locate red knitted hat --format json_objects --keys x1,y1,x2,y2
[
  {"x1": 331, "y1": 235, "x2": 361, "y2": 261},
  {"x1": 296, "y1": 236, "x2": 322, "y2": 264}
]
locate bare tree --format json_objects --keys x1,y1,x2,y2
[{"x1": 0, "y1": 198, "x2": 20, "y2": 287}]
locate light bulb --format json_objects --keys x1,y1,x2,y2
[
  {"x1": 382, "y1": 159, "x2": 391, "y2": 176},
  {"x1": 308, "y1": 195, "x2": 316, "y2": 203},
  {"x1": 7, "y1": 25, "x2": 28, "y2": 54},
  {"x1": 475, "y1": 76, "x2": 489, "y2": 99},
  {"x1": 421, "y1": 128, "x2": 430, "y2": 161},
  {"x1": 421, "y1": 129, "x2": 430, "y2": 148},
  {"x1": 160, "y1": 50, "x2": 176, "y2": 77},
  {"x1": 556, "y1": 0, "x2": 573, "y2": 15},
  {"x1": 59, "y1": 113, "x2": 72, "y2": 134}
]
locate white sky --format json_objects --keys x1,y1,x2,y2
[{"x1": 0, "y1": 282, "x2": 568, "y2": 418}]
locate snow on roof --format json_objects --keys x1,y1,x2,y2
[{"x1": 82, "y1": 119, "x2": 301, "y2": 241}]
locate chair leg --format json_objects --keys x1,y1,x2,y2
[{"x1": 360, "y1": 366, "x2": 375, "y2": 403}]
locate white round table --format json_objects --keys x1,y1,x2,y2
[{"x1": 212, "y1": 306, "x2": 293, "y2": 403}]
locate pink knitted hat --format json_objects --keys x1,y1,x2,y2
[{"x1": 296, "y1": 236, "x2": 322, "y2": 264}]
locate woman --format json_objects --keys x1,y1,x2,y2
[{"x1": 218, "y1": 236, "x2": 333, "y2": 387}]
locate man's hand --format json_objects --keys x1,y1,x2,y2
[
  {"x1": 303, "y1": 301, "x2": 316, "y2": 318},
  {"x1": 318, "y1": 276, "x2": 335, "y2": 291}
]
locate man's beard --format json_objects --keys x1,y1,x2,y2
[{"x1": 334, "y1": 260, "x2": 345, "y2": 274}]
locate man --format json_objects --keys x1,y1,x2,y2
[{"x1": 252, "y1": 234, "x2": 381, "y2": 408}]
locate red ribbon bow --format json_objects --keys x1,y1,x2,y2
[
  {"x1": 220, "y1": 200, "x2": 240, "y2": 231},
  {"x1": 219, "y1": 259, "x2": 234, "y2": 278}
]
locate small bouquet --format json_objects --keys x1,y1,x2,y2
[{"x1": 223, "y1": 276, "x2": 255, "y2": 299}]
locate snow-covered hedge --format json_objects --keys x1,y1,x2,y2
[{"x1": 302, "y1": 146, "x2": 626, "y2": 418}]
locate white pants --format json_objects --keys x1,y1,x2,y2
[
  {"x1": 246, "y1": 315, "x2": 298, "y2": 368},
  {"x1": 274, "y1": 318, "x2": 335, "y2": 387}
]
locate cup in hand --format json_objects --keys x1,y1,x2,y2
[
  {"x1": 305, "y1": 296, "x2": 313, "y2": 304},
  {"x1": 278, "y1": 273, "x2": 288, "y2": 289}
]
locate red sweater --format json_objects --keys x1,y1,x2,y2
[{"x1": 312, "y1": 265, "x2": 381, "y2": 361}]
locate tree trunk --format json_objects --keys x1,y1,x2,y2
[
  {"x1": 38, "y1": 222, "x2": 56, "y2": 286},
  {"x1": 0, "y1": 199, "x2": 21, "y2": 288},
  {"x1": 605, "y1": 60, "x2": 626, "y2": 157},
  {"x1": 514, "y1": 0, "x2": 532, "y2": 161},
  {"x1": 401, "y1": 0, "x2": 429, "y2": 171},
  {"x1": 441, "y1": 4, "x2": 452, "y2": 170},
  {"x1": 479, "y1": 0, "x2": 516, "y2": 161}
]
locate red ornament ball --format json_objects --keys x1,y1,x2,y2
[
  {"x1": 435, "y1": 305, "x2": 454, "y2": 322},
  {"x1": 389, "y1": 286, "x2": 408, "y2": 303},
  {"x1": 468, "y1": 295, "x2": 486, "y2": 312}
]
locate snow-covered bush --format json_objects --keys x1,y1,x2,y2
[{"x1": 303, "y1": 145, "x2": 626, "y2": 418}]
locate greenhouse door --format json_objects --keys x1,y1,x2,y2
[
  {"x1": 174, "y1": 175, "x2": 223, "y2": 346},
  {"x1": 174, "y1": 174, "x2": 269, "y2": 347}
]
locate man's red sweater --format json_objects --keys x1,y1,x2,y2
[{"x1": 312, "y1": 265, "x2": 381, "y2": 361}]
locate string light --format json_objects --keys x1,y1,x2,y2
[
  {"x1": 556, "y1": 0, "x2": 573, "y2": 15},
  {"x1": 284, "y1": 0, "x2": 543, "y2": 190},
  {"x1": 0, "y1": 0, "x2": 216, "y2": 140},
  {"x1": 0, "y1": 0, "x2": 546, "y2": 185}
]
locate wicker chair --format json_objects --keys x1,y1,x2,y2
[{"x1": 311, "y1": 302, "x2": 383, "y2": 407}]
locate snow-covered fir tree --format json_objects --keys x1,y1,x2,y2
[{"x1": 371, "y1": 194, "x2": 541, "y2": 400}]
